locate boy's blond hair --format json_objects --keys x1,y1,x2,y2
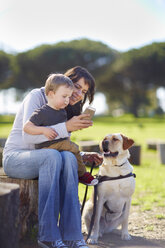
[{"x1": 45, "y1": 73, "x2": 74, "y2": 96}]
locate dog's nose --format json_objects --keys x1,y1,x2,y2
[{"x1": 102, "y1": 140, "x2": 109, "y2": 152}]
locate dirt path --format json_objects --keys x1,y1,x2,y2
[
  {"x1": 20, "y1": 205, "x2": 165, "y2": 248},
  {"x1": 85, "y1": 205, "x2": 165, "y2": 248}
]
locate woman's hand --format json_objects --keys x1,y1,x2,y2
[
  {"x1": 82, "y1": 152, "x2": 103, "y2": 167},
  {"x1": 66, "y1": 114, "x2": 93, "y2": 132}
]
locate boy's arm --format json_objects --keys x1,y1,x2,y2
[
  {"x1": 24, "y1": 120, "x2": 44, "y2": 135},
  {"x1": 22, "y1": 90, "x2": 69, "y2": 144},
  {"x1": 23, "y1": 120, "x2": 58, "y2": 140},
  {"x1": 23, "y1": 122, "x2": 69, "y2": 144}
]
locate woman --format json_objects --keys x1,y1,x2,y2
[{"x1": 3, "y1": 66, "x2": 102, "y2": 248}]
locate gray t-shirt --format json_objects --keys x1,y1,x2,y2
[{"x1": 29, "y1": 104, "x2": 67, "y2": 149}]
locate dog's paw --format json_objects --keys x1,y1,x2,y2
[
  {"x1": 121, "y1": 233, "x2": 131, "y2": 240},
  {"x1": 87, "y1": 237, "x2": 98, "y2": 244}
]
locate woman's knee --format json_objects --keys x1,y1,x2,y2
[
  {"x1": 61, "y1": 151, "x2": 78, "y2": 170},
  {"x1": 43, "y1": 149, "x2": 63, "y2": 167}
]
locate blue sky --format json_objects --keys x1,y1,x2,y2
[{"x1": 1, "y1": 0, "x2": 165, "y2": 53}]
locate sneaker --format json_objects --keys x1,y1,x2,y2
[
  {"x1": 79, "y1": 172, "x2": 98, "y2": 186},
  {"x1": 72, "y1": 239, "x2": 89, "y2": 248},
  {"x1": 38, "y1": 239, "x2": 69, "y2": 248},
  {"x1": 64, "y1": 239, "x2": 88, "y2": 248}
]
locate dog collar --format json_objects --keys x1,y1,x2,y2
[{"x1": 114, "y1": 161, "x2": 127, "y2": 167}]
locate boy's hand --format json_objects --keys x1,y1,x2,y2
[{"x1": 42, "y1": 127, "x2": 58, "y2": 140}]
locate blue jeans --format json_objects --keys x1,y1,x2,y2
[{"x1": 3, "y1": 149, "x2": 83, "y2": 242}]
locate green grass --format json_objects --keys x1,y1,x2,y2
[
  {"x1": 0, "y1": 115, "x2": 14, "y2": 137},
  {"x1": 0, "y1": 123, "x2": 14, "y2": 137},
  {"x1": 1, "y1": 114, "x2": 165, "y2": 212},
  {"x1": 156, "y1": 214, "x2": 165, "y2": 220},
  {"x1": 145, "y1": 225, "x2": 154, "y2": 231}
]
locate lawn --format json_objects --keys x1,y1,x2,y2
[{"x1": 1, "y1": 114, "x2": 165, "y2": 213}]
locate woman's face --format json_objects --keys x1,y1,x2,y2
[{"x1": 69, "y1": 77, "x2": 89, "y2": 105}]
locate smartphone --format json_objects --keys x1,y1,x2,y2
[{"x1": 82, "y1": 106, "x2": 96, "y2": 120}]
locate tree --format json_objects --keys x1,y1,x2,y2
[
  {"x1": 11, "y1": 39, "x2": 118, "y2": 90},
  {"x1": 98, "y1": 42, "x2": 165, "y2": 116},
  {"x1": 0, "y1": 51, "x2": 13, "y2": 90}
]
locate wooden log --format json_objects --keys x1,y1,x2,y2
[
  {"x1": 0, "y1": 147, "x2": 3, "y2": 167},
  {"x1": 146, "y1": 139, "x2": 160, "y2": 150},
  {"x1": 79, "y1": 140, "x2": 100, "y2": 153},
  {"x1": 0, "y1": 168, "x2": 38, "y2": 239},
  {"x1": 0, "y1": 182, "x2": 20, "y2": 248},
  {"x1": 0, "y1": 138, "x2": 6, "y2": 148},
  {"x1": 79, "y1": 140, "x2": 100, "y2": 167}
]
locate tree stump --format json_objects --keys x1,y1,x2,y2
[
  {"x1": 0, "y1": 182, "x2": 20, "y2": 248},
  {"x1": 0, "y1": 138, "x2": 6, "y2": 148},
  {"x1": 158, "y1": 143, "x2": 165, "y2": 164},
  {"x1": 0, "y1": 168, "x2": 38, "y2": 240},
  {"x1": 146, "y1": 139, "x2": 162, "y2": 150},
  {"x1": 129, "y1": 145, "x2": 141, "y2": 165},
  {"x1": 0, "y1": 147, "x2": 3, "y2": 167}
]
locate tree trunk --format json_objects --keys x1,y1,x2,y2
[
  {"x1": 0, "y1": 168, "x2": 38, "y2": 240},
  {"x1": 0, "y1": 182, "x2": 20, "y2": 248}
]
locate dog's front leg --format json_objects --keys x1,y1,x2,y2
[
  {"x1": 87, "y1": 197, "x2": 104, "y2": 244},
  {"x1": 121, "y1": 198, "x2": 132, "y2": 240}
]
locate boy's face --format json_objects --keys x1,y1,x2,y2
[{"x1": 49, "y1": 85, "x2": 73, "y2": 110}]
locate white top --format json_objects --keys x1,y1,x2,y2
[{"x1": 3, "y1": 87, "x2": 69, "y2": 157}]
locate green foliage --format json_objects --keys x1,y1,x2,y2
[
  {"x1": 99, "y1": 42, "x2": 165, "y2": 116},
  {"x1": 1, "y1": 40, "x2": 165, "y2": 117},
  {"x1": 10, "y1": 39, "x2": 118, "y2": 90},
  {"x1": 0, "y1": 51, "x2": 14, "y2": 89}
]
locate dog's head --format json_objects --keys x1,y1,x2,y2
[{"x1": 100, "y1": 133, "x2": 134, "y2": 161}]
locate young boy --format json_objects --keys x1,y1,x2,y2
[{"x1": 23, "y1": 73, "x2": 98, "y2": 186}]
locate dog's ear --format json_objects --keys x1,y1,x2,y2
[{"x1": 121, "y1": 134, "x2": 134, "y2": 150}]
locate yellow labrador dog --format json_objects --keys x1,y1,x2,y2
[{"x1": 82, "y1": 133, "x2": 136, "y2": 244}]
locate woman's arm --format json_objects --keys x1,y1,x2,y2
[{"x1": 23, "y1": 120, "x2": 57, "y2": 140}]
